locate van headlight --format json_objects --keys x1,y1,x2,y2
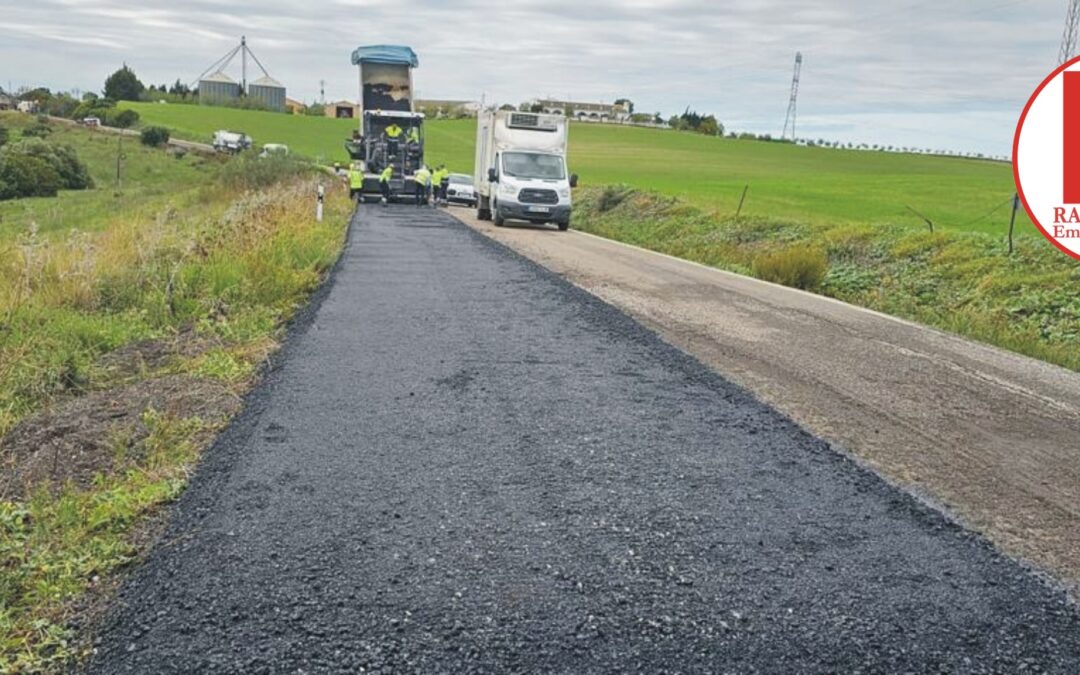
[
  {"x1": 559, "y1": 188, "x2": 570, "y2": 198},
  {"x1": 500, "y1": 182, "x2": 517, "y2": 196}
]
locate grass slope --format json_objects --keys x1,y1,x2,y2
[
  {"x1": 121, "y1": 102, "x2": 1029, "y2": 235},
  {"x1": 0, "y1": 114, "x2": 352, "y2": 672},
  {"x1": 0, "y1": 114, "x2": 210, "y2": 237}
]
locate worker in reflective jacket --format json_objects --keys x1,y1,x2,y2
[
  {"x1": 412, "y1": 165, "x2": 431, "y2": 207},
  {"x1": 379, "y1": 165, "x2": 394, "y2": 206},
  {"x1": 432, "y1": 165, "x2": 449, "y2": 206},
  {"x1": 348, "y1": 164, "x2": 364, "y2": 202},
  {"x1": 384, "y1": 123, "x2": 404, "y2": 160}
]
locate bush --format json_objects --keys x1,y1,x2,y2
[
  {"x1": 752, "y1": 247, "x2": 829, "y2": 290},
  {"x1": 0, "y1": 126, "x2": 8, "y2": 147},
  {"x1": 0, "y1": 153, "x2": 62, "y2": 199},
  {"x1": 140, "y1": 126, "x2": 171, "y2": 147},
  {"x1": 20, "y1": 124, "x2": 52, "y2": 138},
  {"x1": 104, "y1": 108, "x2": 140, "y2": 129},
  {"x1": 219, "y1": 152, "x2": 309, "y2": 190},
  {"x1": 0, "y1": 139, "x2": 93, "y2": 200},
  {"x1": 597, "y1": 185, "x2": 633, "y2": 212},
  {"x1": 71, "y1": 99, "x2": 113, "y2": 121}
]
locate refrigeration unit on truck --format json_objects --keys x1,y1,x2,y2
[
  {"x1": 344, "y1": 45, "x2": 424, "y2": 202},
  {"x1": 474, "y1": 110, "x2": 577, "y2": 230}
]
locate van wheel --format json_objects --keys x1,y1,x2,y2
[
  {"x1": 493, "y1": 207, "x2": 506, "y2": 227},
  {"x1": 557, "y1": 219, "x2": 570, "y2": 231}
]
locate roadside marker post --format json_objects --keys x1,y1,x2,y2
[
  {"x1": 317, "y1": 184, "x2": 325, "y2": 222},
  {"x1": 1008, "y1": 193, "x2": 1019, "y2": 255}
]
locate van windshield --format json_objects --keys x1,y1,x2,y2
[{"x1": 501, "y1": 152, "x2": 565, "y2": 180}]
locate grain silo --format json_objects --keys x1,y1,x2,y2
[
  {"x1": 199, "y1": 71, "x2": 239, "y2": 105},
  {"x1": 193, "y1": 37, "x2": 286, "y2": 109},
  {"x1": 248, "y1": 75, "x2": 285, "y2": 111}
]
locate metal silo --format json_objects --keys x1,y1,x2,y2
[
  {"x1": 199, "y1": 71, "x2": 239, "y2": 105},
  {"x1": 248, "y1": 75, "x2": 285, "y2": 111}
]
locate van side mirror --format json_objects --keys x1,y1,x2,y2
[
  {"x1": 570, "y1": 173, "x2": 579, "y2": 188},
  {"x1": 488, "y1": 168, "x2": 498, "y2": 182}
]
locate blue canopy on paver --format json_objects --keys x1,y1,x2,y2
[{"x1": 350, "y1": 45, "x2": 419, "y2": 67}]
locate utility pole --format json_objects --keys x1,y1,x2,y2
[
  {"x1": 782, "y1": 52, "x2": 803, "y2": 142},
  {"x1": 320, "y1": 79, "x2": 326, "y2": 104},
  {"x1": 241, "y1": 35, "x2": 248, "y2": 93},
  {"x1": 1061, "y1": 0, "x2": 1080, "y2": 64},
  {"x1": 115, "y1": 135, "x2": 125, "y2": 192}
]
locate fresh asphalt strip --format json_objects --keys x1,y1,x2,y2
[{"x1": 87, "y1": 204, "x2": 1080, "y2": 673}]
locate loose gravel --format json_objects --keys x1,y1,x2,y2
[{"x1": 87, "y1": 205, "x2": 1080, "y2": 673}]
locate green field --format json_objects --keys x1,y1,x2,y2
[
  {"x1": 0, "y1": 113, "x2": 213, "y2": 237},
  {"x1": 120, "y1": 102, "x2": 1029, "y2": 236}
]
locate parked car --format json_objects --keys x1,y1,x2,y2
[
  {"x1": 80, "y1": 117, "x2": 101, "y2": 127},
  {"x1": 212, "y1": 130, "x2": 253, "y2": 154},
  {"x1": 259, "y1": 143, "x2": 289, "y2": 158},
  {"x1": 446, "y1": 173, "x2": 477, "y2": 207}
]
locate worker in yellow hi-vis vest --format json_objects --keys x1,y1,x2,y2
[
  {"x1": 379, "y1": 165, "x2": 394, "y2": 206},
  {"x1": 412, "y1": 165, "x2": 432, "y2": 207},
  {"x1": 348, "y1": 164, "x2": 364, "y2": 202}
]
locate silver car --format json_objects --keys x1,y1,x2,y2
[{"x1": 445, "y1": 173, "x2": 477, "y2": 207}]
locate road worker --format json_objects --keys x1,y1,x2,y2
[
  {"x1": 413, "y1": 165, "x2": 432, "y2": 206},
  {"x1": 348, "y1": 163, "x2": 364, "y2": 202},
  {"x1": 385, "y1": 123, "x2": 404, "y2": 160},
  {"x1": 406, "y1": 125, "x2": 420, "y2": 144},
  {"x1": 432, "y1": 165, "x2": 450, "y2": 206},
  {"x1": 379, "y1": 165, "x2": 394, "y2": 206}
]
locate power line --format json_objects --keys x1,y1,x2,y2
[
  {"x1": 782, "y1": 52, "x2": 802, "y2": 141},
  {"x1": 1061, "y1": 0, "x2": 1080, "y2": 64}
]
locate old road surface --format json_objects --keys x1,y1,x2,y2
[{"x1": 90, "y1": 205, "x2": 1080, "y2": 673}]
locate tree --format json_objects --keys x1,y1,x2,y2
[
  {"x1": 614, "y1": 98, "x2": 634, "y2": 114},
  {"x1": 18, "y1": 87, "x2": 52, "y2": 104},
  {"x1": 104, "y1": 64, "x2": 145, "y2": 101},
  {"x1": 697, "y1": 115, "x2": 721, "y2": 136},
  {"x1": 499, "y1": 103, "x2": 515, "y2": 111}
]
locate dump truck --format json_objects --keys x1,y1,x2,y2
[
  {"x1": 474, "y1": 110, "x2": 577, "y2": 230},
  {"x1": 344, "y1": 45, "x2": 424, "y2": 202}
]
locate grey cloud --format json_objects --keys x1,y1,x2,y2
[{"x1": 0, "y1": 0, "x2": 1068, "y2": 155}]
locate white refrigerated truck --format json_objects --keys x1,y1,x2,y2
[{"x1": 474, "y1": 110, "x2": 577, "y2": 230}]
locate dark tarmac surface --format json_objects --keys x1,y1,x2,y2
[{"x1": 89, "y1": 205, "x2": 1080, "y2": 673}]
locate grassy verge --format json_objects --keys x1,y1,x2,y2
[
  {"x1": 0, "y1": 114, "x2": 352, "y2": 671},
  {"x1": 574, "y1": 186, "x2": 1080, "y2": 372}
]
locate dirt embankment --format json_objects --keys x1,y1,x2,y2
[{"x1": 0, "y1": 333, "x2": 240, "y2": 500}]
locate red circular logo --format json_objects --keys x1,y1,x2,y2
[{"x1": 1014, "y1": 54, "x2": 1080, "y2": 261}]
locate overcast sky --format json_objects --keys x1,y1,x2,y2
[{"x1": 0, "y1": 0, "x2": 1069, "y2": 156}]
